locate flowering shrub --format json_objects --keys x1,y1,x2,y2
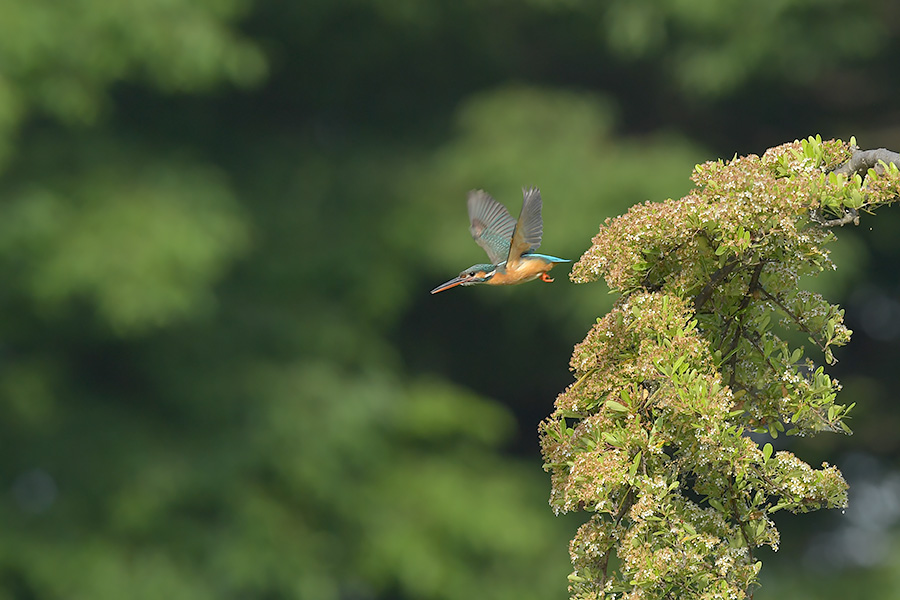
[{"x1": 540, "y1": 137, "x2": 900, "y2": 599}]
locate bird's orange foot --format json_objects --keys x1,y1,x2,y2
[{"x1": 540, "y1": 273, "x2": 554, "y2": 283}]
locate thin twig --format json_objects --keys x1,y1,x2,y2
[
  {"x1": 809, "y1": 206, "x2": 858, "y2": 227},
  {"x1": 742, "y1": 332, "x2": 782, "y2": 375},
  {"x1": 694, "y1": 259, "x2": 739, "y2": 311},
  {"x1": 757, "y1": 286, "x2": 828, "y2": 354},
  {"x1": 600, "y1": 488, "x2": 635, "y2": 587},
  {"x1": 723, "y1": 263, "x2": 765, "y2": 386},
  {"x1": 726, "y1": 473, "x2": 756, "y2": 599},
  {"x1": 641, "y1": 241, "x2": 687, "y2": 291}
]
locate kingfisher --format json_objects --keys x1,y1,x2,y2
[{"x1": 431, "y1": 187, "x2": 569, "y2": 294}]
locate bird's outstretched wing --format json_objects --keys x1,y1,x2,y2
[
  {"x1": 506, "y1": 187, "x2": 543, "y2": 265},
  {"x1": 468, "y1": 190, "x2": 517, "y2": 265}
]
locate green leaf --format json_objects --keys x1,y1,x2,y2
[
  {"x1": 602, "y1": 432, "x2": 622, "y2": 446},
  {"x1": 629, "y1": 451, "x2": 642, "y2": 476},
  {"x1": 605, "y1": 399, "x2": 629, "y2": 413}
]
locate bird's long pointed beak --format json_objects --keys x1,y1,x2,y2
[{"x1": 430, "y1": 276, "x2": 466, "y2": 294}]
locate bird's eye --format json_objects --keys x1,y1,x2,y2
[{"x1": 469, "y1": 272, "x2": 475, "y2": 277}]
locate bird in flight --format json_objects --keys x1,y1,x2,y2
[{"x1": 431, "y1": 188, "x2": 569, "y2": 294}]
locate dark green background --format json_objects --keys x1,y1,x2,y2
[{"x1": 2, "y1": 1, "x2": 899, "y2": 598}]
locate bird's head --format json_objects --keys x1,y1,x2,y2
[{"x1": 430, "y1": 263, "x2": 497, "y2": 294}]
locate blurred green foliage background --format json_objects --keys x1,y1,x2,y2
[{"x1": 2, "y1": 0, "x2": 900, "y2": 598}]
